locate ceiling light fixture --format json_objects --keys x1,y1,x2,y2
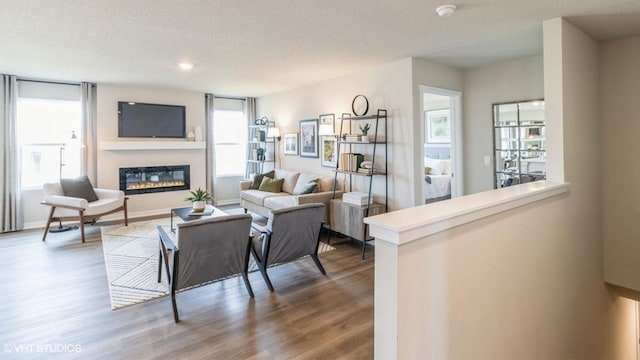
[
  {"x1": 436, "y1": 4, "x2": 456, "y2": 17},
  {"x1": 178, "y1": 62, "x2": 194, "y2": 71}
]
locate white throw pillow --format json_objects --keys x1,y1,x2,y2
[
  {"x1": 424, "y1": 157, "x2": 445, "y2": 175},
  {"x1": 442, "y1": 159, "x2": 452, "y2": 175}
]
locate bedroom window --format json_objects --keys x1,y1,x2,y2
[{"x1": 213, "y1": 109, "x2": 246, "y2": 177}]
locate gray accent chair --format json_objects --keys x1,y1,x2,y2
[
  {"x1": 250, "y1": 203, "x2": 326, "y2": 292},
  {"x1": 157, "y1": 214, "x2": 254, "y2": 323}
]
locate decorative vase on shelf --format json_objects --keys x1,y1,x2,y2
[
  {"x1": 194, "y1": 126, "x2": 203, "y2": 142},
  {"x1": 359, "y1": 124, "x2": 371, "y2": 143},
  {"x1": 187, "y1": 131, "x2": 195, "y2": 141}
]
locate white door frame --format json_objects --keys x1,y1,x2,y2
[{"x1": 419, "y1": 85, "x2": 463, "y2": 198}]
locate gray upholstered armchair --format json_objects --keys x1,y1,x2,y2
[
  {"x1": 250, "y1": 203, "x2": 326, "y2": 292},
  {"x1": 157, "y1": 214, "x2": 254, "y2": 323}
]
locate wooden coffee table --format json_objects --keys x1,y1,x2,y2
[{"x1": 170, "y1": 205, "x2": 227, "y2": 232}]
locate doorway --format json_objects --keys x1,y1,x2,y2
[{"x1": 419, "y1": 85, "x2": 462, "y2": 204}]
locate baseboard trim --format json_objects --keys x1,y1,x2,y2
[{"x1": 216, "y1": 199, "x2": 240, "y2": 206}]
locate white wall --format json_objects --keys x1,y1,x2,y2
[
  {"x1": 412, "y1": 59, "x2": 463, "y2": 204},
  {"x1": 97, "y1": 84, "x2": 206, "y2": 217},
  {"x1": 601, "y1": 36, "x2": 640, "y2": 290},
  {"x1": 257, "y1": 58, "x2": 414, "y2": 210},
  {"x1": 371, "y1": 18, "x2": 637, "y2": 359},
  {"x1": 462, "y1": 55, "x2": 544, "y2": 194}
]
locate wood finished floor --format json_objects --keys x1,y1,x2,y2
[{"x1": 0, "y1": 222, "x2": 374, "y2": 359}]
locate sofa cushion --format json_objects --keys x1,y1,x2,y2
[
  {"x1": 293, "y1": 181, "x2": 317, "y2": 195},
  {"x1": 292, "y1": 173, "x2": 319, "y2": 194},
  {"x1": 241, "y1": 189, "x2": 288, "y2": 206},
  {"x1": 251, "y1": 170, "x2": 275, "y2": 189},
  {"x1": 274, "y1": 169, "x2": 301, "y2": 194},
  {"x1": 264, "y1": 195, "x2": 297, "y2": 210},
  {"x1": 60, "y1": 176, "x2": 99, "y2": 202},
  {"x1": 317, "y1": 176, "x2": 336, "y2": 192},
  {"x1": 259, "y1": 177, "x2": 284, "y2": 193}
]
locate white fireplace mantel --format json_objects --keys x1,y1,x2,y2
[{"x1": 100, "y1": 141, "x2": 206, "y2": 151}]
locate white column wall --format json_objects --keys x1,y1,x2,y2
[
  {"x1": 369, "y1": 18, "x2": 637, "y2": 359},
  {"x1": 601, "y1": 36, "x2": 640, "y2": 290}
]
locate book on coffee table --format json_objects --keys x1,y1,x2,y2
[{"x1": 189, "y1": 205, "x2": 215, "y2": 216}]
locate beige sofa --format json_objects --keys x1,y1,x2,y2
[{"x1": 240, "y1": 169, "x2": 343, "y2": 226}]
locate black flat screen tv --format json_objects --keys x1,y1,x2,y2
[{"x1": 118, "y1": 102, "x2": 186, "y2": 138}]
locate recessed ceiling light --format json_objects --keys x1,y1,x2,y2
[
  {"x1": 436, "y1": 4, "x2": 456, "y2": 17},
  {"x1": 178, "y1": 62, "x2": 194, "y2": 71}
]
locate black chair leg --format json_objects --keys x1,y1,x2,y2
[
  {"x1": 157, "y1": 248, "x2": 163, "y2": 283},
  {"x1": 242, "y1": 272, "x2": 255, "y2": 298},
  {"x1": 171, "y1": 290, "x2": 180, "y2": 323},
  {"x1": 310, "y1": 253, "x2": 326, "y2": 275},
  {"x1": 256, "y1": 263, "x2": 275, "y2": 292}
]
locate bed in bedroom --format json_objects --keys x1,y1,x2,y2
[{"x1": 424, "y1": 147, "x2": 452, "y2": 204}]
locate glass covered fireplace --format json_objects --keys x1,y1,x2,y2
[{"x1": 119, "y1": 165, "x2": 190, "y2": 195}]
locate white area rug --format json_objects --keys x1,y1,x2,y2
[
  {"x1": 101, "y1": 218, "x2": 173, "y2": 310},
  {"x1": 101, "y1": 214, "x2": 335, "y2": 310}
]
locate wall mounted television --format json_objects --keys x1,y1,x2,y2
[{"x1": 118, "y1": 102, "x2": 186, "y2": 138}]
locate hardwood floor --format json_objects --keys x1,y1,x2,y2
[{"x1": 0, "y1": 222, "x2": 374, "y2": 359}]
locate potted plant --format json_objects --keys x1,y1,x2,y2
[
  {"x1": 185, "y1": 187, "x2": 212, "y2": 212},
  {"x1": 359, "y1": 123, "x2": 371, "y2": 142}
]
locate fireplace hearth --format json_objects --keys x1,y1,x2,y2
[{"x1": 119, "y1": 165, "x2": 190, "y2": 195}]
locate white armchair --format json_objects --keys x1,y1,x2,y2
[{"x1": 41, "y1": 181, "x2": 128, "y2": 243}]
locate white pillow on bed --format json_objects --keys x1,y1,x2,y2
[
  {"x1": 442, "y1": 159, "x2": 452, "y2": 175},
  {"x1": 424, "y1": 157, "x2": 446, "y2": 175}
]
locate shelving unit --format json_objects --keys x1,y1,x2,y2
[
  {"x1": 330, "y1": 109, "x2": 388, "y2": 259},
  {"x1": 493, "y1": 99, "x2": 546, "y2": 188},
  {"x1": 245, "y1": 120, "x2": 276, "y2": 179}
]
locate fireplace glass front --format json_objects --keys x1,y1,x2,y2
[{"x1": 119, "y1": 165, "x2": 190, "y2": 195}]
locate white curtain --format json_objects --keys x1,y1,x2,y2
[
  {"x1": 245, "y1": 97, "x2": 256, "y2": 128},
  {"x1": 1, "y1": 74, "x2": 23, "y2": 232},
  {"x1": 244, "y1": 97, "x2": 256, "y2": 178},
  {"x1": 205, "y1": 94, "x2": 215, "y2": 201},
  {"x1": 80, "y1": 82, "x2": 97, "y2": 184}
]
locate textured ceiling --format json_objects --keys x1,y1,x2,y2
[{"x1": 1, "y1": 0, "x2": 639, "y2": 97}]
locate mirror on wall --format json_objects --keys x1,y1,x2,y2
[{"x1": 493, "y1": 99, "x2": 546, "y2": 188}]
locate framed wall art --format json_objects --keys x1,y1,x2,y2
[
  {"x1": 425, "y1": 109, "x2": 451, "y2": 144},
  {"x1": 283, "y1": 133, "x2": 299, "y2": 155},
  {"x1": 319, "y1": 113, "x2": 335, "y2": 135},
  {"x1": 321, "y1": 135, "x2": 337, "y2": 167},
  {"x1": 299, "y1": 119, "x2": 318, "y2": 158}
]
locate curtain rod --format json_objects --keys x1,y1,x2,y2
[
  {"x1": 214, "y1": 95, "x2": 246, "y2": 101},
  {"x1": 17, "y1": 78, "x2": 81, "y2": 86}
]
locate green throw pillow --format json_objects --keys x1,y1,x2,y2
[
  {"x1": 294, "y1": 181, "x2": 317, "y2": 195},
  {"x1": 258, "y1": 177, "x2": 284, "y2": 193},
  {"x1": 251, "y1": 170, "x2": 275, "y2": 189}
]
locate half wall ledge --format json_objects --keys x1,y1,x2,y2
[{"x1": 364, "y1": 180, "x2": 570, "y2": 246}]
